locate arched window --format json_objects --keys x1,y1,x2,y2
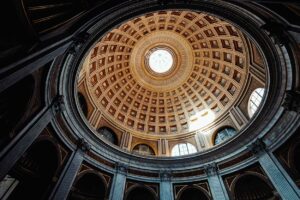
[
  {"x1": 214, "y1": 127, "x2": 237, "y2": 145},
  {"x1": 97, "y1": 127, "x2": 118, "y2": 145},
  {"x1": 248, "y1": 88, "x2": 265, "y2": 118},
  {"x1": 171, "y1": 143, "x2": 197, "y2": 156},
  {"x1": 132, "y1": 144, "x2": 155, "y2": 156}
]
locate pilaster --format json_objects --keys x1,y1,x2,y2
[
  {"x1": 160, "y1": 171, "x2": 174, "y2": 200},
  {"x1": 50, "y1": 138, "x2": 91, "y2": 200},
  {"x1": 109, "y1": 163, "x2": 127, "y2": 200},
  {"x1": 205, "y1": 163, "x2": 229, "y2": 200},
  {"x1": 248, "y1": 139, "x2": 300, "y2": 199},
  {"x1": 0, "y1": 95, "x2": 65, "y2": 181}
]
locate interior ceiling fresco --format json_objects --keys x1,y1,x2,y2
[{"x1": 78, "y1": 10, "x2": 264, "y2": 140}]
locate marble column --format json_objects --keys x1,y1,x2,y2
[
  {"x1": 160, "y1": 171, "x2": 174, "y2": 200},
  {"x1": 109, "y1": 164, "x2": 127, "y2": 200},
  {"x1": 50, "y1": 138, "x2": 91, "y2": 200},
  {"x1": 0, "y1": 95, "x2": 65, "y2": 181},
  {"x1": 205, "y1": 164, "x2": 229, "y2": 200},
  {"x1": 248, "y1": 139, "x2": 300, "y2": 200}
]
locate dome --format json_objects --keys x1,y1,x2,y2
[
  {"x1": 77, "y1": 10, "x2": 266, "y2": 156},
  {"x1": 1, "y1": 1, "x2": 300, "y2": 200}
]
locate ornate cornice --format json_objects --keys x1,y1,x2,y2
[
  {"x1": 77, "y1": 138, "x2": 91, "y2": 152},
  {"x1": 160, "y1": 170, "x2": 172, "y2": 181},
  {"x1": 204, "y1": 163, "x2": 218, "y2": 176},
  {"x1": 53, "y1": 95, "x2": 66, "y2": 113},
  {"x1": 247, "y1": 138, "x2": 266, "y2": 157},
  {"x1": 116, "y1": 163, "x2": 128, "y2": 175}
]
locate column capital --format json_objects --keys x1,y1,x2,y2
[
  {"x1": 160, "y1": 170, "x2": 172, "y2": 181},
  {"x1": 282, "y1": 90, "x2": 300, "y2": 113},
  {"x1": 116, "y1": 163, "x2": 128, "y2": 175},
  {"x1": 69, "y1": 32, "x2": 90, "y2": 55},
  {"x1": 204, "y1": 163, "x2": 218, "y2": 176},
  {"x1": 247, "y1": 138, "x2": 266, "y2": 156},
  {"x1": 77, "y1": 138, "x2": 91, "y2": 152},
  {"x1": 53, "y1": 95, "x2": 65, "y2": 113}
]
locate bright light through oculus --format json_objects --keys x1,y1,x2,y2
[
  {"x1": 149, "y1": 49, "x2": 173, "y2": 73},
  {"x1": 189, "y1": 109, "x2": 216, "y2": 132}
]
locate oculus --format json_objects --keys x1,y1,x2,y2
[{"x1": 148, "y1": 49, "x2": 174, "y2": 74}]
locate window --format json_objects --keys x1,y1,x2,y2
[
  {"x1": 132, "y1": 144, "x2": 155, "y2": 156},
  {"x1": 248, "y1": 88, "x2": 265, "y2": 118},
  {"x1": 97, "y1": 127, "x2": 118, "y2": 145},
  {"x1": 171, "y1": 143, "x2": 197, "y2": 156},
  {"x1": 214, "y1": 127, "x2": 237, "y2": 145}
]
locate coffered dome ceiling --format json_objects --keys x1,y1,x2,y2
[{"x1": 78, "y1": 10, "x2": 256, "y2": 137}]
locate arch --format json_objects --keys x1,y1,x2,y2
[
  {"x1": 248, "y1": 88, "x2": 265, "y2": 118},
  {"x1": 68, "y1": 172, "x2": 106, "y2": 200},
  {"x1": 177, "y1": 186, "x2": 210, "y2": 200},
  {"x1": 125, "y1": 185, "x2": 157, "y2": 200},
  {"x1": 171, "y1": 143, "x2": 197, "y2": 156},
  {"x1": 213, "y1": 126, "x2": 237, "y2": 145},
  {"x1": 132, "y1": 144, "x2": 155, "y2": 156},
  {"x1": 97, "y1": 127, "x2": 118, "y2": 145},
  {"x1": 0, "y1": 75, "x2": 35, "y2": 148},
  {"x1": 8, "y1": 139, "x2": 59, "y2": 199},
  {"x1": 77, "y1": 92, "x2": 88, "y2": 117},
  {"x1": 232, "y1": 173, "x2": 278, "y2": 200}
]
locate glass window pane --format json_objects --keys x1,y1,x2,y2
[
  {"x1": 248, "y1": 88, "x2": 265, "y2": 118},
  {"x1": 172, "y1": 143, "x2": 197, "y2": 156}
]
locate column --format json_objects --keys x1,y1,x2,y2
[
  {"x1": 205, "y1": 164, "x2": 229, "y2": 200},
  {"x1": 160, "y1": 171, "x2": 174, "y2": 200},
  {"x1": 0, "y1": 95, "x2": 64, "y2": 181},
  {"x1": 248, "y1": 139, "x2": 300, "y2": 199},
  {"x1": 109, "y1": 164, "x2": 127, "y2": 200},
  {"x1": 50, "y1": 138, "x2": 91, "y2": 200}
]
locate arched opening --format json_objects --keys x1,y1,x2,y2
[
  {"x1": 97, "y1": 127, "x2": 118, "y2": 145},
  {"x1": 132, "y1": 144, "x2": 155, "y2": 156},
  {"x1": 248, "y1": 88, "x2": 265, "y2": 118},
  {"x1": 171, "y1": 143, "x2": 197, "y2": 156},
  {"x1": 233, "y1": 174, "x2": 278, "y2": 200},
  {"x1": 0, "y1": 75, "x2": 35, "y2": 148},
  {"x1": 126, "y1": 186, "x2": 156, "y2": 200},
  {"x1": 68, "y1": 173, "x2": 106, "y2": 200},
  {"x1": 178, "y1": 187, "x2": 210, "y2": 200},
  {"x1": 7, "y1": 140, "x2": 59, "y2": 200},
  {"x1": 214, "y1": 127, "x2": 237, "y2": 145},
  {"x1": 78, "y1": 92, "x2": 88, "y2": 117}
]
